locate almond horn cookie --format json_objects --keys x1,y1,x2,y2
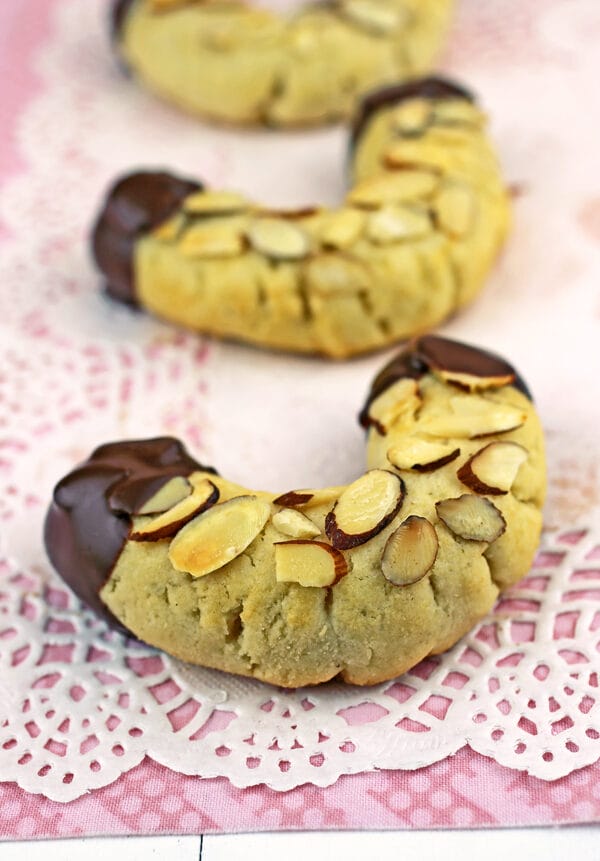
[
  {"x1": 92, "y1": 77, "x2": 511, "y2": 359},
  {"x1": 111, "y1": 0, "x2": 454, "y2": 126},
  {"x1": 44, "y1": 336, "x2": 546, "y2": 688}
]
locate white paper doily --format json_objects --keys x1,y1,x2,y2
[{"x1": 1, "y1": 0, "x2": 600, "y2": 801}]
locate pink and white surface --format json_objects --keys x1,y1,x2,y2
[{"x1": 1, "y1": 0, "x2": 600, "y2": 839}]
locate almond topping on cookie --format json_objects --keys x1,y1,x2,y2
[
  {"x1": 381, "y1": 516, "x2": 438, "y2": 586},
  {"x1": 365, "y1": 378, "x2": 421, "y2": 435},
  {"x1": 325, "y1": 470, "x2": 404, "y2": 550},
  {"x1": 178, "y1": 224, "x2": 245, "y2": 258},
  {"x1": 367, "y1": 205, "x2": 431, "y2": 243},
  {"x1": 168, "y1": 495, "x2": 270, "y2": 577},
  {"x1": 436, "y1": 494, "x2": 506, "y2": 543},
  {"x1": 421, "y1": 395, "x2": 526, "y2": 439},
  {"x1": 131, "y1": 479, "x2": 219, "y2": 541},
  {"x1": 320, "y1": 208, "x2": 365, "y2": 249},
  {"x1": 348, "y1": 170, "x2": 438, "y2": 208},
  {"x1": 340, "y1": 0, "x2": 407, "y2": 35},
  {"x1": 136, "y1": 475, "x2": 193, "y2": 515},
  {"x1": 247, "y1": 218, "x2": 310, "y2": 260},
  {"x1": 457, "y1": 442, "x2": 528, "y2": 495},
  {"x1": 275, "y1": 540, "x2": 348, "y2": 587},
  {"x1": 183, "y1": 190, "x2": 249, "y2": 217},
  {"x1": 272, "y1": 508, "x2": 321, "y2": 539},
  {"x1": 387, "y1": 439, "x2": 460, "y2": 472},
  {"x1": 390, "y1": 99, "x2": 432, "y2": 136}
]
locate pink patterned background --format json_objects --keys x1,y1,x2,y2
[{"x1": 1, "y1": 0, "x2": 600, "y2": 839}]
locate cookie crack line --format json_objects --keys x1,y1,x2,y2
[
  {"x1": 44, "y1": 335, "x2": 546, "y2": 688},
  {"x1": 91, "y1": 75, "x2": 510, "y2": 359},
  {"x1": 110, "y1": 0, "x2": 454, "y2": 127}
]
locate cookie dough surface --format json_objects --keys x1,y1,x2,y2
[
  {"x1": 93, "y1": 78, "x2": 510, "y2": 358},
  {"x1": 113, "y1": 0, "x2": 454, "y2": 126},
  {"x1": 45, "y1": 337, "x2": 546, "y2": 687}
]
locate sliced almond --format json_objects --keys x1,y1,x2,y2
[
  {"x1": 183, "y1": 190, "x2": 248, "y2": 217},
  {"x1": 136, "y1": 475, "x2": 193, "y2": 515},
  {"x1": 457, "y1": 442, "x2": 528, "y2": 495},
  {"x1": 436, "y1": 494, "x2": 506, "y2": 543},
  {"x1": 390, "y1": 99, "x2": 433, "y2": 136},
  {"x1": 387, "y1": 439, "x2": 460, "y2": 472},
  {"x1": 273, "y1": 488, "x2": 342, "y2": 509},
  {"x1": 273, "y1": 490, "x2": 314, "y2": 507},
  {"x1": 320, "y1": 208, "x2": 365, "y2": 249},
  {"x1": 421, "y1": 395, "x2": 526, "y2": 439},
  {"x1": 364, "y1": 378, "x2": 421, "y2": 435},
  {"x1": 434, "y1": 185, "x2": 475, "y2": 238},
  {"x1": 178, "y1": 224, "x2": 244, "y2": 258},
  {"x1": 340, "y1": 0, "x2": 407, "y2": 34},
  {"x1": 325, "y1": 470, "x2": 404, "y2": 550},
  {"x1": 275, "y1": 540, "x2": 348, "y2": 587},
  {"x1": 381, "y1": 516, "x2": 438, "y2": 586},
  {"x1": 367, "y1": 205, "x2": 432, "y2": 244},
  {"x1": 168, "y1": 495, "x2": 270, "y2": 578},
  {"x1": 131, "y1": 479, "x2": 219, "y2": 541},
  {"x1": 247, "y1": 218, "x2": 310, "y2": 260},
  {"x1": 272, "y1": 508, "x2": 321, "y2": 539},
  {"x1": 433, "y1": 100, "x2": 485, "y2": 128},
  {"x1": 348, "y1": 170, "x2": 438, "y2": 208},
  {"x1": 433, "y1": 369, "x2": 516, "y2": 391}
]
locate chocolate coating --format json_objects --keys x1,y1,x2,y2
[
  {"x1": 91, "y1": 171, "x2": 202, "y2": 307},
  {"x1": 44, "y1": 437, "x2": 216, "y2": 633},
  {"x1": 359, "y1": 335, "x2": 532, "y2": 428},
  {"x1": 351, "y1": 75, "x2": 475, "y2": 150}
]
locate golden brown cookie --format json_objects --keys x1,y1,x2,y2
[
  {"x1": 111, "y1": 0, "x2": 453, "y2": 126},
  {"x1": 92, "y1": 78, "x2": 510, "y2": 358},
  {"x1": 45, "y1": 336, "x2": 546, "y2": 687}
]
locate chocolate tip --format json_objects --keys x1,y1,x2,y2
[
  {"x1": 351, "y1": 75, "x2": 475, "y2": 149},
  {"x1": 359, "y1": 335, "x2": 532, "y2": 429},
  {"x1": 91, "y1": 170, "x2": 203, "y2": 307},
  {"x1": 44, "y1": 437, "x2": 217, "y2": 633}
]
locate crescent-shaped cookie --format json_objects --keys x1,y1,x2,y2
[
  {"x1": 111, "y1": 0, "x2": 453, "y2": 126},
  {"x1": 44, "y1": 336, "x2": 546, "y2": 687},
  {"x1": 92, "y1": 77, "x2": 510, "y2": 358}
]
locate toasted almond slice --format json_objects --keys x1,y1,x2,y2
[
  {"x1": 367, "y1": 204, "x2": 432, "y2": 244},
  {"x1": 320, "y1": 208, "x2": 365, "y2": 249},
  {"x1": 272, "y1": 508, "x2": 321, "y2": 539},
  {"x1": 390, "y1": 99, "x2": 433, "y2": 136},
  {"x1": 131, "y1": 479, "x2": 219, "y2": 541},
  {"x1": 178, "y1": 224, "x2": 244, "y2": 258},
  {"x1": 136, "y1": 475, "x2": 193, "y2": 515},
  {"x1": 325, "y1": 470, "x2": 404, "y2": 550},
  {"x1": 168, "y1": 495, "x2": 270, "y2": 577},
  {"x1": 457, "y1": 442, "x2": 528, "y2": 495},
  {"x1": 273, "y1": 490, "x2": 314, "y2": 507},
  {"x1": 387, "y1": 440, "x2": 460, "y2": 472},
  {"x1": 421, "y1": 395, "x2": 526, "y2": 439},
  {"x1": 348, "y1": 170, "x2": 438, "y2": 208},
  {"x1": 436, "y1": 494, "x2": 506, "y2": 543},
  {"x1": 183, "y1": 190, "x2": 249, "y2": 216},
  {"x1": 381, "y1": 516, "x2": 439, "y2": 586},
  {"x1": 433, "y1": 369, "x2": 516, "y2": 391},
  {"x1": 247, "y1": 218, "x2": 310, "y2": 260},
  {"x1": 434, "y1": 185, "x2": 475, "y2": 238},
  {"x1": 273, "y1": 488, "x2": 342, "y2": 509},
  {"x1": 365, "y1": 378, "x2": 421, "y2": 435},
  {"x1": 275, "y1": 540, "x2": 348, "y2": 587}
]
